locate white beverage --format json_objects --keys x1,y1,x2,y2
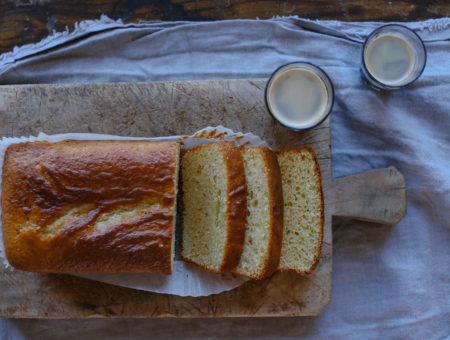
[
  {"x1": 364, "y1": 34, "x2": 415, "y2": 86},
  {"x1": 268, "y1": 68, "x2": 329, "y2": 129}
]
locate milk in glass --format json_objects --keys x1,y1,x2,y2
[
  {"x1": 364, "y1": 34, "x2": 415, "y2": 86},
  {"x1": 268, "y1": 68, "x2": 328, "y2": 129}
]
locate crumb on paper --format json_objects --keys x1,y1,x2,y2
[{"x1": 192, "y1": 129, "x2": 230, "y2": 139}]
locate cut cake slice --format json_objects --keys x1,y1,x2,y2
[
  {"x1": 276, "y1": 147, "x2": 324, "y2": 275},
  {"x1": 234, "y1": 147, "x2": 284, "y2": 280},
  {"x1": 181, "y1": 141, "x2": 247, "y2": 273}
]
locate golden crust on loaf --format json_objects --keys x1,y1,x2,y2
[
  {"x1": 1, "y1": 140, "x2": 180, "y2": 274},
  {"x1": 220, "y1": 141, "x2": 248, "y2": 272}
]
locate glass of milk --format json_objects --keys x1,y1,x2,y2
[
  {"x1": 362, "y1": 24, "x2": 426, "y2": 90},
  {"x1": 265, "y1": 62, "x2": 334, "y2": 131}
]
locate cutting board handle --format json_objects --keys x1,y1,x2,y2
[{"x1": 330, "y1": 166, "x2": 406, "y2": 225}]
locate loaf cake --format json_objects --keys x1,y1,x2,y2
[
  {"x1": 181, "y1": 141, "x2": 247, "y2": 273},
  {"x1": 1, "y1": 140, "x2": 180, "y2": 274},
  {"x1": 276, "y1": 148, "x2": 324, "y2": 275},
  {"x1": 234, "y1": 147, "x2": 284, "y2": 280}
]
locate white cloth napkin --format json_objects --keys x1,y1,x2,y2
[{"x1": 0, "y1": 15, "x2": 449, "y2": 340}]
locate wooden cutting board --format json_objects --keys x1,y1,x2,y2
[{"x1": 0, "y1": 80, "x2": 406, "y2": 318}]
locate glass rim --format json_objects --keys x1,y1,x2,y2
[
  {"x1": 264, "y1": 61, "x2": 335, "y2": 131},
  {"x1": 361, "y1": 24, "x2": 427, "y2": 90}
]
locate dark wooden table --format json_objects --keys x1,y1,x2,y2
[{"x1": 1, "y1": 0, "x2": 449, "y2": 55}]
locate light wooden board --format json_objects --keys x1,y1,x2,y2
[{"x1": 0, "y1": 80, "x2": 405, "y2": 318}]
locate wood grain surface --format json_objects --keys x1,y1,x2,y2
[
  {"x1": 0, "y1": 79, "x2": 405, "y2": 318},
  {"x1": 1, "y1": 0, "x2": 449, "y2": 55},
  {"x1": 331, "y1": 167, "x2": 406, "y2": 225}
]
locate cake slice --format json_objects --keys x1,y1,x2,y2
[
  {"x1": 181, "y1": 141, "x2": 247, "y2": 273},
  {"x1": 276, "y1": 148, "x2": 324, "y2": 275},
  {"x1": 234, "y1": 147, "x2": 284, "y2": 280}
]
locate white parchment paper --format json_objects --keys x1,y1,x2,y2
[{"x1": 0, "y1": 126, "x2": 268, "y2": 297}]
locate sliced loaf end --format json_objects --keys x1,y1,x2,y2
[{"x1": 276, "y1": 147, "x2": 324, "y2": 275}]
